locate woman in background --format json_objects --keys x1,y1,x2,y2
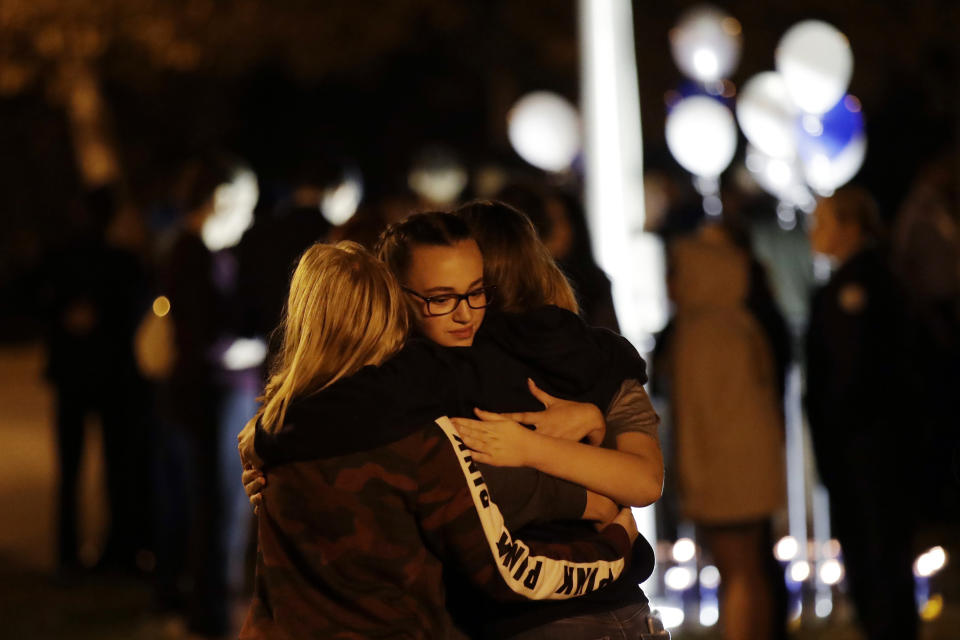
[{"x1": 664, "y1": 210, "x2": 787, "y2": 640}]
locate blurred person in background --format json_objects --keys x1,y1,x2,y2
[
  {"x1": 805, "y1": 186, "x2": 917, "y2": 640},
  {"x1": 236, "y1": 166, "x2": 333, "y2": 358},
  {"x1": 153, "y1": 158, "x2": 253, "y2": 638},
  {"x1": 892, "y1": 157, "x2": 960, "y2": 521},
  {"x1": 660, "y1": 200, "x2": 788, "y2": 640},
  {"x1": 37, "y1": 185, "x2": 150, "y2": 579},
  {"x1": 495, "y1": 182, "x2": 620, "y2": 332}
]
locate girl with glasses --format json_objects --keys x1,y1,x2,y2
[
  {"x1": 242, "y1": 204, "x2": 667, "y2": 639},
  {"x1": 239, "y1": 241, "x2": 640, "y2": 639}
]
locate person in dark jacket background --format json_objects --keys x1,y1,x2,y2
[
  {"x1": 805, "y1": 186, "x2": 917, "y2": 640},
  {"x1": 38, "y1": 186, "x2": 150, "y2": 577},
  {"x1": 154, "y1": 158, "x2": 245, "y2": 638}
]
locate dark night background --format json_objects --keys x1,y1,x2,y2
[
  {"x1": 0, "y1": 2, "x2": 959, "y2": 638},
  {"x1": 0, "y1": 0, "x2": 957, "y2": 308}
]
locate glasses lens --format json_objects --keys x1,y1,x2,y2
[
  {"x1": 427, "y1": 295, "x2": 458, "y2": 316},
  {"x1": 467, "y1": 287, "x2": 491, "y2": 309}
]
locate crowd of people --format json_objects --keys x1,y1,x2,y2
[{"x1": 25, "y1": 151, "x2": 960, "y2": 639}]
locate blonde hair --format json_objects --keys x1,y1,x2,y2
[
  {"x1": 258, "y1": 241, "x2": 409, "y2": 432},
  {"x1": 455, "y1": 200, "x2": 579, "y2": 314}
]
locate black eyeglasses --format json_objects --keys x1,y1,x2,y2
[{"x1": 402, "y1": 285, "x2": 496, "y2": 317}]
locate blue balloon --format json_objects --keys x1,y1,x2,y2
[{"x1": 796, "y1": 95, "x2": 864, "y2": 160}]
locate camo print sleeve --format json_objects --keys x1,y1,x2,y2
[
  {"x1": 240, "y1": 419, "x2": 632, "y2": 640},
  {"x1": 241, "y1": 430, "x2": 462, "y2": 640},
  {"x1": 419, "y1": 417, "x2": 632, "y2": 601}
]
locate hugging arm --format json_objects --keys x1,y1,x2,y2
[
  {"x1": 418, "y1": 417, "x2": 636, "y2": 601},
  {"x1": 459, "y1": 380, "x2": 664, "y2": 508},
  {"x1": 237, "y1": 342, "x2": 600, "y2": 527}
]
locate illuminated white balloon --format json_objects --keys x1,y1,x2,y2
[
  {"x1": 202, "y1": 167, "x2": 259, "y2": 251},
  {"x1": 776, "y1": 20, "x2": 853, "y2": 114},
  {"x1": 670, "y1": 6, "x2": 743, "y2": 82},
  {"x1": 666, "y1": 95, "x2": 737, "y2": 178},
  {"x1": 744, "y1": 145, "x2": 813, "y2": 209},
  {"x1": 737, "y1": 72, "x2": 799, "y2": 159},
  {"x1": 507, "y1": 91, "x2": 581, "y2": 172},
  {"x1": 802, "y1": 133, "x2": 867, "y2": 195},
  {"x1": 408, "y1": 146, "x2": 468, "y2": 206},
  {"x1": 321, "y1": 172, "x2": 363, "y2": 226}
]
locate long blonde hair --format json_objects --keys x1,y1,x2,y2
[
  {"x1": 455, "y1": 200, "x2": 579, "y2": 313},
  {"x1": 258, "y1": 241, "x2": 409, "y2": 432}
]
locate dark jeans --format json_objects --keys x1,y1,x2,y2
[
  {"x1": 506, "y1": 603, "x2": 670, "y2": 640},
  {"x1": 817, "y1": 432, "x2": 918, "y2": 640},
  {"x1": 154, "y1": 386, "x2": 229, "y2": 637},
  {"x1": 54, "y1": 381, "x2": 145, "y2": 570},
  {"x1": 830, "y1": 466, "x2": 917, "y2": 639},
  {"x1": 153, "y1": 383, "x2": 257, "y2": 637}
]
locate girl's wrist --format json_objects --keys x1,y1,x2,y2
[{"x1": 521, "y1": 428, "x2": 547, "y2": 468}]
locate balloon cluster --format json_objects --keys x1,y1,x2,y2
[
  {"x1": 666, "y1": 7, "x2": 865, "y2": 217},
  {"x1": 666, "y1": 6, "x2": 742, "y2": 185}
]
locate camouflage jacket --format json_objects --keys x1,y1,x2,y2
[{"x1": 240, "y1": 416, "x2": 633, "y2": 640}]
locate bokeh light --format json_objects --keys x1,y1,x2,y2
[
  {"x1": 700, "y1": 604, "x2": 719, "y2": 626},
  {"x1": 657, "y1": 605, "x2": 685, "y2": 629},
  {"x1": 819, "y1": 558, "x2": 843, "y2": 585},
  {"x1": 664, "y1": 566, "x2": 695, "y2": 591},
  {"x1": 408, "y1": 147, "x2": 468, "y2": 206},
  {"x1": 669, "y1": 6, "x2": 742, "y2": 83},
  {"x1": 699, "y1": 565, "x2": 721, "y2": 589},
  {"x1": 507, "y1": 91, "x2": 581, "y2": 173},
  {"x1": 788, "y1": 560, "x2": 811, "y2": 582},
  {"x1": 815, "y1": 597, "x2": 833, "y2": 618},
  {"x1": 672, "y1": 537, "x2": 696, "y2": 562},
  {"x1": 774, "y1": 536, "x2": 799, "y2": 562},
  {"x1": 921, "y1": 594, "x2": 944, "y2": 621},
  {"x1": 321, "y1": 171, "x2": 363, "y2": 226},
  {"x1": 201, "y1": 167, "x2": 259, "y2": 251},
  {"x1": 823, "y1": 539, "x2": 842, "y2": 559},
  {"x1": 914, "y1": 546, "x2": 948, "y2": 577},
  {"x1": 222, "y1": 337, "x2": 268, "y2": 371},
  {"x1": 152, "y1": 295, "x2": 171, "y2": 318}
]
